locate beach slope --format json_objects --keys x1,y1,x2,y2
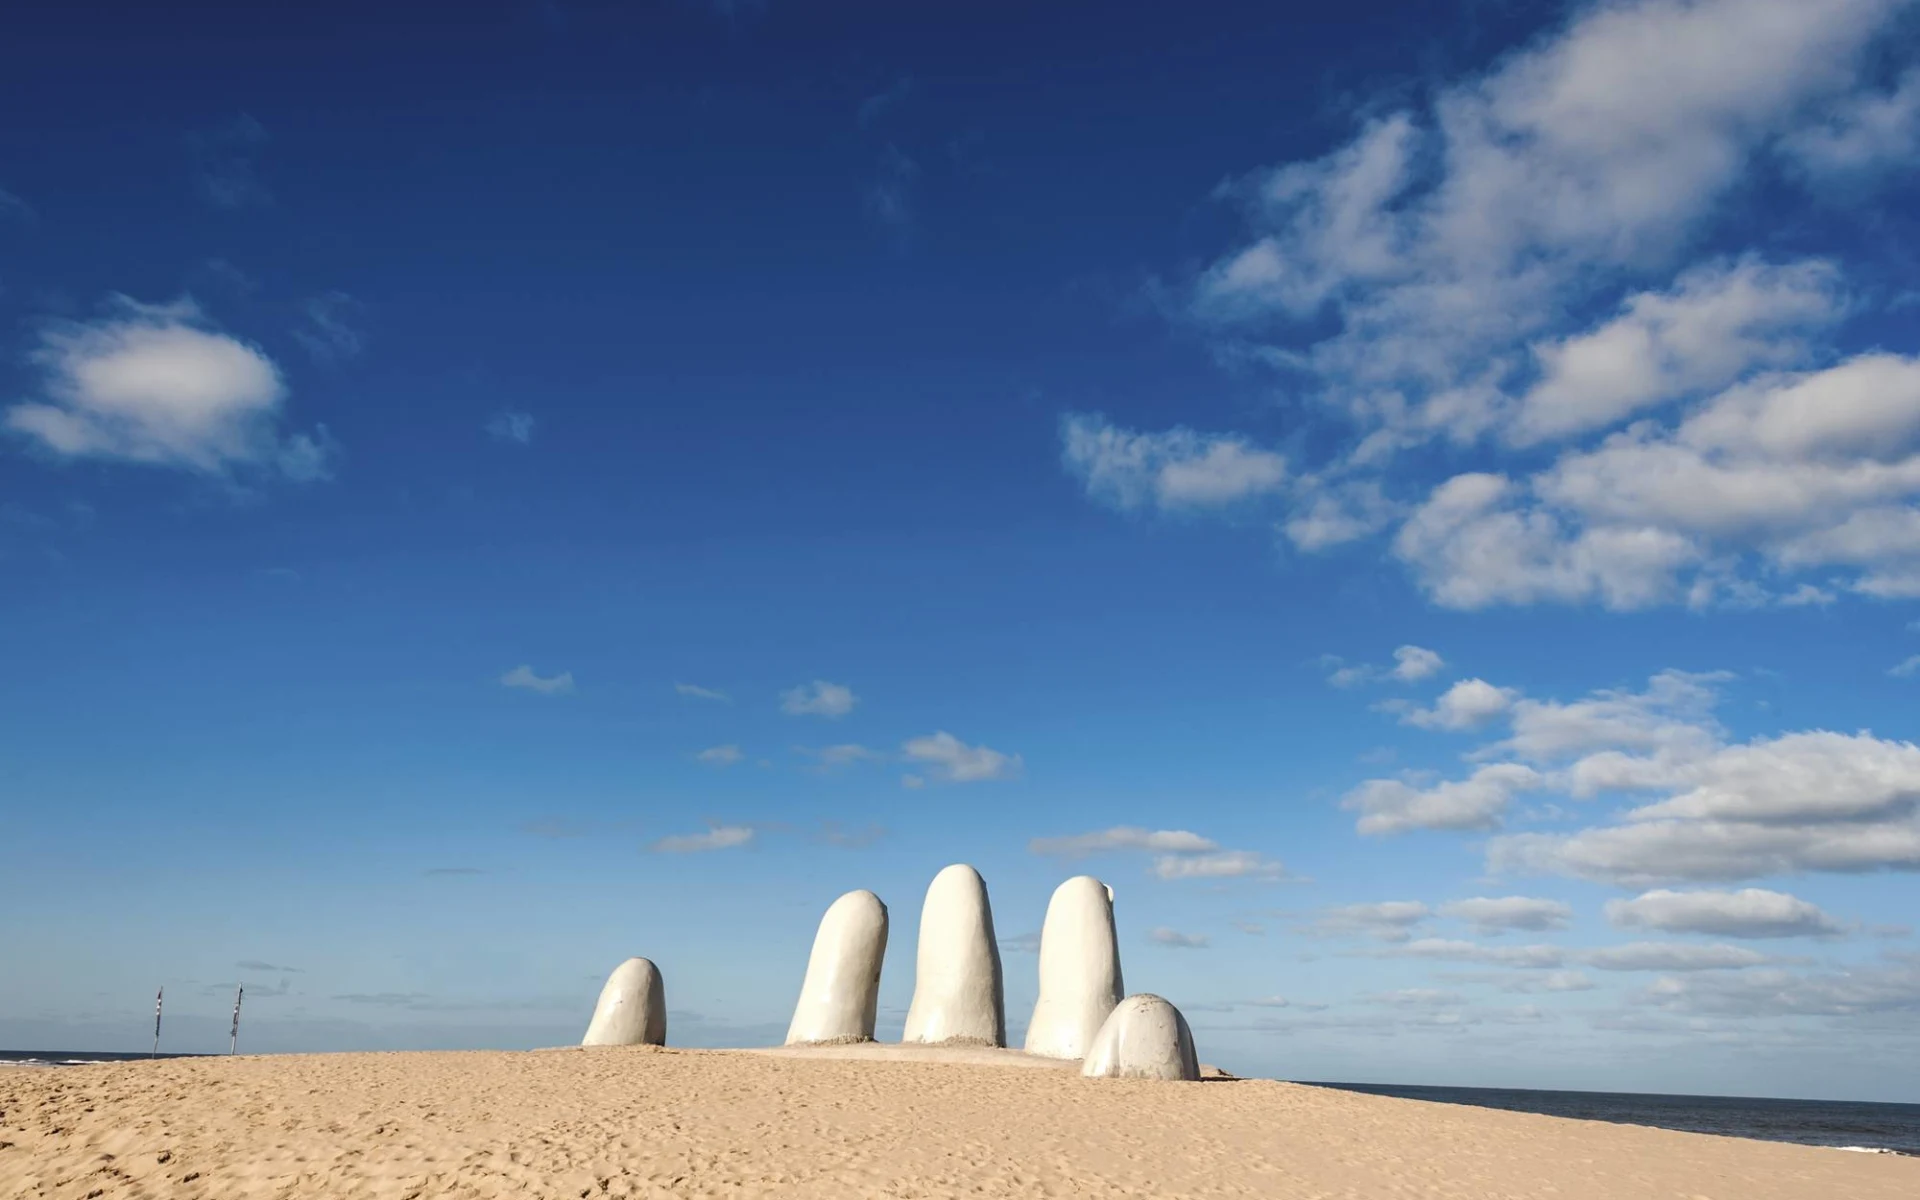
[{"x1": 3, "y1": 1046, "x2": 1913, "y2": 1198}]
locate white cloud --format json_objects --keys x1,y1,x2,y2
[
  {"x1": 1343, "y1": 762, "x2": 1543, "y2": 835},
  {"x1": 1194, "y1": 0, "x2": 1900, "y2": 416},
  {"x1": 1604, "y1": 888, "x2": 1846, "y2": 938},
  {"x1": 696, "y1": 744, "x2": 744, "y2": 767},
  {"x1": 1398, "y1": 678, "x2": 1518, "y2": 731},
  {"x1": 1304, "y1": 901, "x2": 1432, "y2": 942},
  {"x1": 1030, "y1": 825, "x2": 1282, "y2": 882},
  {"x1": 800, "y1": 743, "x2": 882, "y2": 767},
  {"x1": 486, "y1": 410, "x2": 535, "y2": 444},
  {"x1": 900, "y1": 731, "x2": 1021, "y2": 783},
  {"x1": 1000, "y1": 931, "x2": 1042, "y2": 955},
  {"x1": 1393, "y1": 471, "x2": 1700, "y2": 610},
  {"x1": 675, "y1": 682, "x2": 729, "y2": 702},
  {"x1": 1641, "y1": 956, "x2": 1920, "y2": 1017},
  {"x1": 1779, "y1": 583, "x2": 1838, "y2": 607},
  {"x1": 1390, "y1": 645, "x2": 1445, "y2": 682},
  {"x1": 651, "y1": 824, "x2": 754, "y2": 853},
  {"x1": 1328, "y1": 644, "x2": 1446, "y2": 687},
  {"x1": 1622, "y1": 730, "x2": 1920, "y2": 824},
  {"x1": 1494, "y1": 813, "x2": 1920, "y2": 885},
  {"x1": 1512, "y1": 257, "x2": 1844, "y2": 445},
  {"x1": 1370, "y1": 987, "x2": 1465, "y2": 1009},
  {"x1": 1490, "y1": 731, "x2": 1920, "y2": 885},
  {"x1": 780, "y1": 680, "x2": 858, "y2": 718},
  {"x1": 1332, "y1": 667, "x2": 1904, "y2": 890},
  {"x1": 6, "y1": 296, "x2": 331, "y2": 480},
  {"x1": 1467, "y1": 671, "x2": 1920, "y2": 885},
  {"x1": 1579, "y1": 941, "x2": 1773, "y2": 971},
  {"x1": 500, "y1": 665, "x2": 574, "y2": 695},
  {"x1": 1326, "y1": 662, "x2": 1373, "y2": 689},
  {"x1": 1440, "y1": 896, "x2": 1573, "y2": 935},
  {"x1": 1540, "y1": 970, "x2": 1596, "y2": 993},
  {"x1": 1148, "y1": 927, "x2": 1210, "y2": 949},
  {"x1": 1383, "y1": 938, "x2": 1565, "y2": 969},
  {"x1": 1061, "y1": 414, "x2": 1286, "y2": 512},
  {"x1": 1891, "y1": 654, "x2": 1920, "y2": 679},
  {"x1": 1030, "y1": 827, "x2": 1219, "y2": 857},
  {"x1": 1331, "y1": 667, "x2": 1920, "y2": 885},
  {"x1": 1073, "y1": 0, "x2": 1920, "y2": 611},
  {"x1": 1780, "y1": 67, "x2": 1920, "y2": 177},
  {"x1": 1282, "y1": 479, "x2": 1399, "y2": 549},
  {"x1": 1402, "y1": 352, "x2": 1920, "y2": 608},
  {"x1": 1149, "y1": 850, "x2": 1287, "y2": 881},
  {"x1": 1213, "y1": 0, "x2": 1889, "y2": 397},
  {"x1": 1494, "y1": 669, "x2": 1725, "y2": 764}
]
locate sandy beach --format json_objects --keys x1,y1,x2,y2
[{"x1": 2, "y1": 1046, "x2": 1914, "y2": 1199}]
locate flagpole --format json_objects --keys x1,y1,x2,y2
[
  {"x1": 229, "y1": 986, "x2": 244, "y2": 1056},
  {"x1": 152, "y1": 987, "x2": 163, "y2": 1059}
]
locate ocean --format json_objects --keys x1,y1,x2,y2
[
  {"x1": 1305, "y1": 1081, "x2": 1920, "y2": 1156},
  {"x1": 0, "y1": 1050, "x2": 216, "y2": 1068},
  {"x1": 5, "y1": 1053, "x2": 1914, "y2": 1157}
]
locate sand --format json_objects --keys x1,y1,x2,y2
[{"x1": 3, "y1": 1045, "x2": 1914, "y2": 1198}]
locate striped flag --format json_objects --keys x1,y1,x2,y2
[
  {"x1": 229, "y1": 986, "x2": 244, "y2": 1056},
  {"x1": 152, "y1": 987, "x2": 163, "y2": 1058}
]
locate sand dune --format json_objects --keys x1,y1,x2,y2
[{"x1": 3, "y1": 1046, "x2": 1913, "y2": 1198}]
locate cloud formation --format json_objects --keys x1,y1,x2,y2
[
  {"x1": 1336, "y1": 662, "x2": 1920, "y2": 889},
  {"x1": 1491, "y1": 727, "x2": 1920, "y2": 885},
  {"x1": 1068, "y1": 0, "x2": 1920, "y2": 608},
  {"x1": 900, "y1": 731, "x2": 1021, "y2": 783},
  {"x1": 1343, "y1": 763, "x2": 1543, "y2": 835},
  {"x1": 1603, "y1": 888, "x2": 1847, "y2": 938},
  {"x1": 1581, "y1": 941, "x2": 1775, "y2": 971},
  {"x1": 1328, "y1": 644, "x2": 1445, "y2": 687},
  {"x1": 1062, "y1": 414, "x2": 1287, "y2": 512},
  {"x1": 1030, "y1": 827, "x2": 1217, "y2": 857},
  {"x1": 798, "y1": 743, "x2": 883, "y2": 768},
  {"x1": 499, "y1": 665, "x2": 574, "y2": 695},
  {"x1": 1440, "y1": 896, "x2": 1573, "y2": 935},
  {"x1": 1148, "y1": 927, "x2": 1210, "y2": 949},
  {"x1": 1028, "y1": 825, "x2": 1285, "y2": 881},
  {"x1": 1393, "y1": 678, "x2": 1519, "y2": 731},
  {"x1": 780, "y1": 680, "x2": 858, "y2": 718},
  {"x1": 651, "y1": 825, "x2": 755, "y2": 853},
  {"x1": 6, "y1": 297, "x2": 332, "y2": 480},
  {"x1": 1303, "y1": 901, "x2": 1432, "y2": 942}
]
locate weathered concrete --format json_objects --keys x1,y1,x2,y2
[
  {"x1": 902, "y1": 864, "x2": 1006, "y2": 1047},
  {"x1": 786, "y1": 889, "x2": 890, "y2": 1045},
  {"x1": 1080, "y1": 993, "x2": 1200, "y2": 1081},
  {"x1": 581, "y1": 957, "x2": 667, "y2": 1047},
  {"x1": 1023, "y1": 875, "x2": 1123, "y2": 1060}
]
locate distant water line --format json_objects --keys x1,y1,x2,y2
[{"x1": 1303, "y1": 1080, "x2": 1920, "y2": 1157}]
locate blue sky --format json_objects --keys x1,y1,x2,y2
[{"x1": 3, "y1": 0, "x2": 1920, "y2": 1101}]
